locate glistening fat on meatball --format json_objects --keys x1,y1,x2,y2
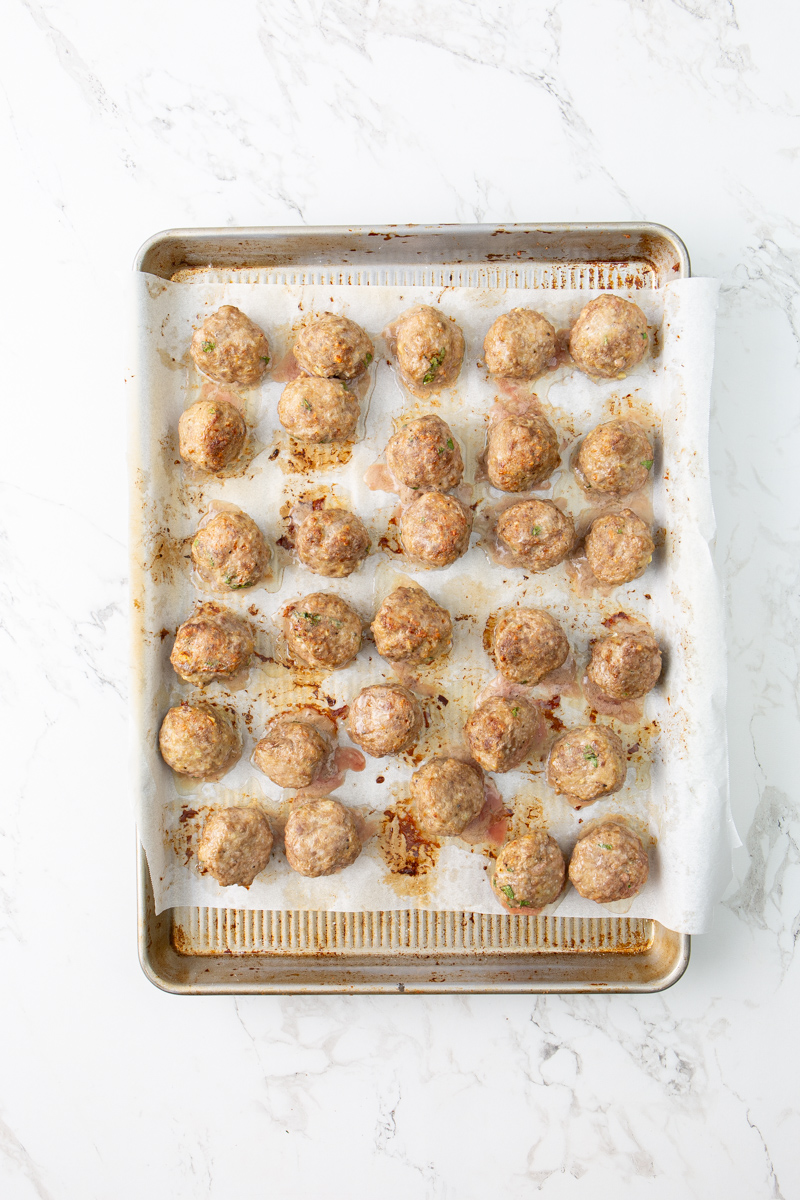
[
  {"x1": 197, "y1": 807, "x2": 274, "y2": 887},
  {"x1": 284, "y1": 593, "x2": 362, "y2": 669},
  {"x1": 293, "y1": 313, "x2": 374, "y2": 379},
  {"x1": 411, "y1": 758, "x2": 485, "y2": 837},
  {"x1": 178, "y1": 398, "x2": 246, "y2": 473},
  {"x1": 295, "y1": 508, "x2": 370, "y2": 578},
  {"x1": 191, "y1": 511, "x2": 271, "y2": 592},
  {"x1": 569, "y1": 294, "x2": 649, "y2": 379},
  {"x1": 371, "y1": 585, "x2": 452, "y2": 665},
  {"x1": 483, "y1": 308, "x2": 557, "y2": 379},
  {"x1": 278, "y1": 377, "x2": 359, "y2": 443},
  {"x1": 496, "y1": 499, "x2": 574, "y2": 572},
  {"x1": 170, "y1": 603, "x2": 255, "y2": 685},
  {"x1": 575, "y1": 420, "x2": 653, "y2": 496},
  {"x1": 400, "y1": 492, "x2": 473, "y2": 568},
  {"x1": 492, "y1": 832, "x2": 566, "y2": 911},
  {"x1": 546, "y1": 724, "x2": 626, "y2": 804},
  {"x1": 587, "y1": 632, "x2": 662, "y2": 700},
  {"x1": 584, "y1": 510, "x2": 654, "y2": 586},
  {"x1": 465, "y1": 695, "x2": 543, "y2": 773},
  {"x1": 486, "y1": 414, "x2": 561, "y2": 493},
  {"x1": 491, "y1": 608, "x2": 569, "y2": 685},
  {"x1": 385, "y1": 415, "x2": 463, "y2": 492},
  {"x1": 158, "y1": 702, "x2": 241, "y2": 780},
  {"x1": 284, "y1": 798, "x2": 362, "y2": 877},
  {"x1": 389, "y1": 305, "x2": 465, "y2": 395},
  {"x1": 190, "y1": 306, "x2": 270, "y2": 385},
  {"x1": 252, "y1": 717, "x2": 331, "y2": 788},
  {"x1": 568, "y1": 822, "x2": 649, "y2": 903},
  {"x1": 347, "y1": 684, "x2": 423, "y2": 757}
]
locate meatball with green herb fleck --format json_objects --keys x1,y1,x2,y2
[
  {"x1": 371, "y1": 585, "x2": 452, "y2": 665},
  {"x1": 587, "y1": 631, "x2": 662, "y2": 700},
  {"x1": 284, "y1": 593, "x2": 362, "y2": 670},
  {"x1": 411, "y1": 757, "x2": 485, "y2": 837},
  {"x1": 294, "y1": 313, "x2": 373, "y2": 380},
  {"x1": 252, "y1": 717, "x2": 330, "y2": 788},
  {"x1": 568, "y1": 822, "x2": 649, "y2": 903},
  {"x1": 491, "y1": 608, "x2": 569, "y2": 685},
  {"x1": 576, "y1": 419, "x2": 653, "y2": 496},
  {"x1": 584, "y1": 510, "x2": 654, "y2": 586},
  {"x1": 569, "y1": 295, "x2": 649, "y2": 379},
  {"x1": 190, "y1": 306, "x2": 270, "y2": 386},
  {"x1": 496, "y1": 498, "x2": 574, "y2": 572},
  {"x1": 170, "y1": 602, "x2": 255, "y2": 685},
  {"x1": 158, "y1": 701, "x2": 241, "y2": 780},
  {"x1": 401, "y1": 491, "x2": 473, "y2": 568},
  {"x1": 492, "y1": 832, "x2": 566, "y2": 912},
  {"x1": 178, "y1": 397, "x2": 246, "y2": 473},
  {"x1": 278, "y1": 377, "x2": 359, "y2": 443},
  {"x1": 483, "y1": 308, "x2": 557, "y2": 379},
  {"x1": 347, "y1": 684, "x2": 423, "y2": 757},
  {"x1": 388, "y1": 305, "x2": 465, "y2": 395},
  {"x1": 465, "y1": 695, "x2": 543, "y2": 774},
  {"x1": 386, "y1": 414, "x2": 463, "y2": 492},
  {"x1": 546, "y1": 724, "x2": 626, "y2": 805},
  {"x1": 191, "y1": 511, "x2": 271, "y2": 592},
  {"x1": 486, "y1": 414, "x2": 561, "y2": 493},
  {"x1": 295, "y1": 507, "x2": 370, "y2": 578}
]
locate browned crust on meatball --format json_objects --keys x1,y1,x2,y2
[
  {"x1": 411, "y1": 758, "x2": 485, "y2": 836},
  {"x1": 546, "y1": 724, "x2": 626, "y2": 803},
  {"x1": 190, "y1": 306, "x2": 270, "y2": 385},
  {"x1": 170, "y1": 603, "x2": 255, "y2": 685},
  {"x1": 285, "y1": 593, "x2": 362, "y2": 669},
  {"x1": 575, "y1": 420, "x2": 653, "y2": 496},
  {"x1": 347, "y1": 684, "x2": 423, "y2": 757},
  {"x1": 389, "y1": 305, "x2": 465, "y2": 395},
  {"x1": 251, "y1": 718, "x2": 330, "y2": 788},
  {"x1": 491, "y1": 608, "x2": 569, "y2": 685},
  {"x1": 197, "y1": 807, "x2": 274, "y2": 887},
  {"x1": 191, "y1": 511, "x2": 271, "y2": 592},
  {"x1": 278, "y1": 377, "x2": 359, "y2": 443},
  {"x1": 568, "y1": 821, "x2": 649, "y2": 902},
  {"x1": 371, "y1": 585, "x2": 452, "y2": 665},
  {"x1": 158, "y1": 702, "x2": 241, "y2": 779},
  {"x1": 587, "y1": 632, "x2": 662, "y2": 700},
  {"x1": 293, "y1": 313, "x2": 374, "y2": 380},
  {"x1": 492, "y1": 832, "x2": 566, "y2": 910},
  {"x1": 569, "y1": 295, "x2": 649, "y2": 379},
  {"x1": 496, "y1": 499, "x2": 574, "y2": 571},
  {"x1": 401, "y1": 492, "x2": 473, "y2": 568},
  {"x1": 465, "y1": 695, "x2": 542, "y2": 773},
  {"x1": 584, "y1": 509, "x2": 654, "y2": 585},
  {"x1": 486, "y1": 414, "x2": 561, "y2": 493},
  {"x1": 284, "y1": 798, "x2": 362, "y2": 877},
  {"x1": 178, "y1": 398, "x2": 247, "y2": 473},
  {"x1": 385, "y1": 415, "x2": 463, "y2": 492},
  {"x1": 483, "y1": 309, "x2": 557, "y2": 379},
  {"x1": 295, "y1": 508, "x2": 371, "y2": 578}
]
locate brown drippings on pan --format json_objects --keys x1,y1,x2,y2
[
  {"x1": 277, "y1": 437, "x2": 354, "y2": 474},
  {"x1": 380, "y1": 809, "x2": 439, "y2": 881},
  {"x1": 145, "y1": 528, "x2": 185, "y2": 586},
  {"x1": 378, "y1": 514, "x2": 403, "y2": 556}
]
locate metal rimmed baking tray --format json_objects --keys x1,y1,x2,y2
[{"x1": 133, "y1": 222, "x2": 692, "y2": 995}]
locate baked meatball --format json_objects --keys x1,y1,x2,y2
[
  {"x1": 401, "y1": 492, "x2": 473, "y2": 568},
  {"x1": 190, "y1": 305, "x2": 270, "y2": 385},
  {"x1": 285, "y1": 593, "x2": 362, "y2": 670},
  {"x1": 568, "y1": 822, "x2": 649, "y2": 902},
  {"x1": 491, "y1": 608, "x2": 569, "y2": 685},
  {"x1": 170, "y1": 603, "x2": 255, "y2": 685},
  {"x1": 486, "y1": 414, "x2": 560, "y2": 493},
  {"x1": 347, "y1": 684, "x2": 423, "y2": 757},
  {"x1": 385, "y1": 415, "x2": 463, "y2": 492},
  {"x1": 411, "y1": 757, "x2": 485, "y2": 837},
  {"x1": 569, "y1": 295, "x2": 649, "y2": 379},
  {"x1": 546, "y1": 724, "x2": 626, "y2": 804},
  {"x1": 178, "y1": 398, "x2": 246, "y2": 473},
  {"x1": 197, "y1": 807, "x2": 273, "y2": 887},
  {"x1": 576, "y1": 420, "x2": 653, "y2": 495},
  {"x1": 371, "y1": 585, "x2": 452, "y2": 665},
  {"x1": 191, "y1": 511, "x2": 271, "y2": 592},
  {"x1": 278, "y1": 377, "x2": 359, "y2": 443},
  {"x1": 585, "y1": 510, "x2": 654, "y2": 585},
  {"x1": 158, "y1": 701, "x2": 240, "y2": 779},
  {"x1": 294, "y1": 313, "x2": 373, "y2": 380},
  {"x1": 465, "y1": 695, "x2": 543, "y2": 773},
  {"x1": 492, "y1": 832, "x2": 566, "y2": 911},
  {"x1": 587, "y1": 632, "x2": 662, "y2": 699},
  {"x1": 252, "y1": 717, "x2": 330, "y2": 788},
  {"x1": 496, "y1": 499, "x2": 574, "y2": 571},
  {"x1": 295, "y1": 508, "x2": 370, "y2": 578},
  {"x1": 284, "y1": 797, "x2": 362, "y2": 877},
  {"x1": 391, "y1": 305, "x2": 465, "y2": 393},
  {"x1": 483, "y1": 309, "x2": 557, "y2": 379}
]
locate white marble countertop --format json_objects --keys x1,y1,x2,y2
[{"x1": 2, "y1": 1, "x2": 798, "y2": 1196}]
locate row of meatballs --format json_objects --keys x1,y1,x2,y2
[{"x1": 196, "y1": 800, "x2": 648, "y2": 912}]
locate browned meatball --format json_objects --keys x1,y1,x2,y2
[
  {"x1": 197, "y1": 807, "x2": 273, "y2": 887},
  {"x1": 385, "y1": 415, "x2": 463, "y2": 492},
  {"x1": 284, "y1": 797, "x2": 362, "y2": 877},
  {"x1": 496, "y1": 499, "x2": 574, "y2": 571},
  {"x1": 587, "y1": 632, "x2": 662, "y2": 699},
  {"x1": 411, "y1": 757, "x2": 485, "y2": 837},
  {"x1": 190, "y1": 306, "x2": 270, "y2": 385},
  {"x1": 569, "y1": 822, "x2": 649, "y2": 902},
  {"x1": 170, "y1": 603, "x2": 255, "y2": 685},
  {"x1": 294, "y1": 313, "x2": 373, "y2": 380},
  {"x1": 347, "y1": 684, "x2": 423, "y2": 757},
  {"x1": 390, "y1": 305, "x2": 465, "y2": 393},
  {"x1": 401, "y1": 492, "x2": 473, "y2": 568},
  {"x1": 465, "y1": 695, "x2": 543, "y2": 773},
  {"x1": 569, "y1": 295, "x2": 649, "y2": 379},
  {"x1": 492, "y1": 832, "x2": 566, "y2": 911},
  {"x1": 546, "y1": 724, "x2": 626, "y2": 804},
  {"x1": 483, "y1": 309, "x2": 557, "y2": 379},
  {"x1": 252, "y1": 717, "x2": 330, "y2": 788},
  {"x1": 277, "y1": 377, "x2": 359, "y2": 443},
  {"x1": 178, "y1": 398, "x2": 246, "y2": 473},
  {"x1": 585, "y1": 510, "x2": 654, "y2": 585},
  {"x1": 191, "y1": 511, "x2": 271, "y2": 592},
  {"x1": 295, "y1": 508, "x2": 370, "y2": 578},
  {"x1": 486, "y1": 414, "x2": 560, "y2": 493},
  {"x1": 371, "y1": 585, "x2": 452, "y2": 665},
  {"x1": 158, "y1": 701, "x2": 240, "y2": 779},
  {"x1": 576, "y1": 420, "x2": 653, "y2": 495},
  {"x1": 285, "y1": 593, "x2": 362, "y2": 670},
  {"x1": 491, "y1": 608, "x2": 569, "y2": 685}
]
